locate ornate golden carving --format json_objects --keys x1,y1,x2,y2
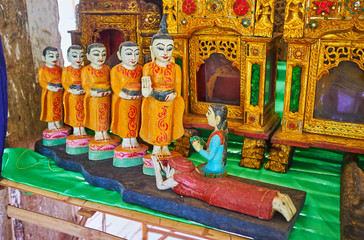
[
  {"x1": 283, "y1": 0, "x2": 305, "y2": 38},
  {"x1": 174, "y1": 0, "x2": 254, "y2": 36},
  {"x1": 265, "y1": 143, "x2": 294, "y2": 173},
  {"x1": 240, "y1": 138, "x2": 266, "y2": 169},
  {"x1": 164, "y1": 0, "x2": 178, "y2": 33},
  {"x1": 254, "y1": 0, "x2": 275, "y2": 37},
  {"x1": 78, "y1": 0, "x2": 139, "y2": 14},
  {"x1": 189, "y1": 34, "x2": 243, "y2": 119},
  {"x1": 274, "y1": 0, "x2": 286, "y2": 33},
  {"x1": 140, "y1": 1, "x2": 161, "y2": 30}
]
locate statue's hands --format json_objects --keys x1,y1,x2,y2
[
  {"x1": 90, "y1": 90, "x2": 111, "y2": 97},
  {"x1": 192, "y1": 139, "x2": 203, "y2": 152},
  {"x1": 119, "y1": 91, "x2": 141, "y2": 100},
  {"x1": 142, "y1": 76, "x2": 152, "y2": 97},
  {"x1": 164, "y1": 164, "x2": 175, "y2": 179},
  {"x1": 47, "y1": 85, "x2": 63, "y2": 92},
  {"x1": 68, "y1": 88, "x2": 85, "y2": 95},
  {"x1": 152, "y1": 155, "x2": 161, "y2": 172},
  {"x1": 165, "y1": 92, "x2": 177, "y2": 101}
]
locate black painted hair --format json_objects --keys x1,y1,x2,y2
[
  {"x1": 87, "y1": 43, "x2": 105, "y2": 54},
  {"x1": 118, "y1": 41, "x2": 139, "y2": 53},
  {"x1": 151, "y1": 14, "x2": 173, "y2": 44},
  {"x1": 42, "y1": 46, "x2": 58, "y2": 57},
  {"x1": 210, "y1": 104, "x2": 228, "y2": 131},
  {"x1": 67, "y1": 45, "x2": 83, "y2": 55}
]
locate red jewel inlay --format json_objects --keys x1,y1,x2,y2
[
  {"x1": 233, "y1": 0, "x2": 249, "y2": 15},
  {"x1": 289, "y1": 123, "x2": 296, "y2": 129},
  {"x1": 182, "y1": 0, "x2": 196, "y2": 14},
  {"x1": 313, "y1": 0, "x2": 334, "y2": 14}
]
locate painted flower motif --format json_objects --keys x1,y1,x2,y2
[
  {"x1": 206, "y1": 0, "x2": 224, "y2": 13},
  {"x1": 182, "y1": 0, "x2": 196, "y2": 14},
  {"x1": 233, "y1": 0, "x2": 249, "y2": 15},
  {"x1": 181, "y1": 18, "x2": 188, "y2": 25},
  {"x1": 241, "y1": 18, "x2": 250, "y2": 27},
  {"x1": 308, "y1": 20, "x2": 319, "y2": 29}
]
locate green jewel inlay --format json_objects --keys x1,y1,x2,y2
[
  {"x1": 250, "y1": 64, "x2": 261, "y2": 106},
  {"x1": 289, "y1": 66, "x2": 302, "y2": 113}
]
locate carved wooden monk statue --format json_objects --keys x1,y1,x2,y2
[
  {"x1": 152, "y1": 155, "x2": 297, "y2": 222},
  {"x1": 62, "y1": 45, "x2": 86, "y2": 136},
  {"x1": 81, "y1": 43, "x2": 111, "y2": 141},
  {"x1": 110, "y1": 41, "x2": 148, "y2": 167},
  {"x1": 140, "y1": 14, "x2": 185, "y2": 157},
  {"x1": 39, "y1": 46, "x2": 63, "y2": 131},
  {"x1": 110, "y1": 41, "x2": 142, "y2": 149}
]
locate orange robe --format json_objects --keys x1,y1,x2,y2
[
  {"x1": 140, "y1": 62, "x2": 184, "y2": 146},
  {"x1": 110, "y1": 64, "x2": 142, "y2": 138},
  {"x1": 39, "y1": 65, "x2": 63, "y2": 122},
  {"x1": 81, "y1": 65, "x2": 111, "y2": 132},
  {"x1": 62, "y1": 66, "x2": 85, "y2": 127}
]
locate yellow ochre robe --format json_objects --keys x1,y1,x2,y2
[
  {"x1": 110, "y1": 64, "x2": 142, "y2": 138},
  {"x1": 39, "y1": 65, "x2": 63, "y2": 122},
  {"x1": 62, "y1": 66, "x2": 85, "y2": 127},
  {"x1": 140, "y1": 62, "x2": 184, "y2": 146},
  {"x1": 81, "y1": 65, "x2": 111, "y2": 132}
]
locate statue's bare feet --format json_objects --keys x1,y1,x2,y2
[
  {"x1": 272, "y1": 192, "x2": 297, "y2": 221},
  {"x1": 94, "y1": 131, "x2": 103, "y2": 141},
  {"x1": 102, "y1": 131, "x2": 111, "y2": 141},
  {"x1": 55, "y1": 120, "x2": 63, "y2": 130},
  {"x1": 73, "y1": 127, "x2": 81, "y2": 136},
  {"x1": 122, "y1": 138, "x2": 132, "y2": 149},
  {"x1": 48, "y1": 122, "x2": 57, "y2": 131},
  {"x1": 152, "y1": 145, "x2": 162, "y2": 156},
  {"x1": 161, "y1": 146, "x2": 171, "y2": 156},
  {"x1": 80, "y1": 127, "x2": 87, "y2": 136},
  {"x1": 130, "y1": 138, "x2": 140, "y2": 149}
]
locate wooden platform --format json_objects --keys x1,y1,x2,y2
[{"x1": 34, "y1": 140, "x2": 306, "y2": 240}]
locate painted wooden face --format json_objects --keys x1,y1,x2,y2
[
  {"x1": 67, "y1": 49, "x2": 84, "y2": 68},
  {"x1": 44, "y1": 50, "x2": 59, "y2": 67},
  {"x1": 206, "y1": 106, "x2": 218, "y2": 127},
  {"x1": 87, "y1": 47, "x2": 106, "y2": 68},
  {"x1": 120, "y1": 46, "x2": 140, "y2": 69},
  {"x1": 151, "y1": 39, "x2": 174, "y2": 63}
]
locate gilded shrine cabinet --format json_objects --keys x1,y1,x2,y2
[
  {"x1": 268, "y1": 0, "x2": 364, "y2": 172},
  {"x1": 69, "y1": 0, "x2": 161, "y2": 67},
  {"x1": 161, "y1": 0, "x2": 282, "y2": 169}
]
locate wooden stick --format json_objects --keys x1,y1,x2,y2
[{"x1": 7, "y1": 205, "x2": 124, "y2": 240}]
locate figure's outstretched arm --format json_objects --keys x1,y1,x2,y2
[
  {"x1": 152, "y1": 156, "x2": 179, "y2": 190},
  {"x1": 272, "y1": 192, "x2": 297, "y2": 221}
]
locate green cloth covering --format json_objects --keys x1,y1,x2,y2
[{"x1": 2, "y1": 140, "x2": 363, "y2": 239}]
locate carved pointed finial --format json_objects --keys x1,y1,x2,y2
[{"x1": 152, "y1": 14, "x2": 173, "y2": 43}]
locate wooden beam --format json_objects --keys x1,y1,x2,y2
[
  {"x1": 7, "y1": 205, "x2": 124, "y2": 240},
  {"x1": 0, "y1": 179, "x2": 248, "y2": 240}
]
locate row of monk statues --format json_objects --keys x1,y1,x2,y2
[
  {"x1": 39, "y1": 17, "x2": 184, "y2": 166},
  {"x1": 38, "y1": 16, "x2": 297, "y2": 222}
]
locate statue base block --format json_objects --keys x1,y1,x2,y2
[
  {"x1": 66, "y1": 134, "x2": 93, "y2": 155},
  {"x1": 197, "y1": 163, "x2": 227, "y2": 178},
  {"x1": 142, "y1": 151, "x2": 181, "y2": 176},
  {"x1": 42, "y1": 126, "x2": 71, "y2": 146},
  {"x1": 113, "y1": 144, "x2": 148, "y2": 168},
  {"x1": 88, "y1": 136, "x2": 120, "y2": 160}
]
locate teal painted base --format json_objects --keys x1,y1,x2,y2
[
  {"x1": 66, "y1": 146, "x2": 89, "y2": 155},
  {"x1": 143, "y1": 166, "x2": 155, "y2": 176},
  {"x1": 89, "y1": 150, "x2": 114, "y2": 160},
  {"x1": 113, "y1": 157, "x2": 143, "y2": 168},
  {"x1": 43, "y1": 137, "x2": 66, "y2": 146}
]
